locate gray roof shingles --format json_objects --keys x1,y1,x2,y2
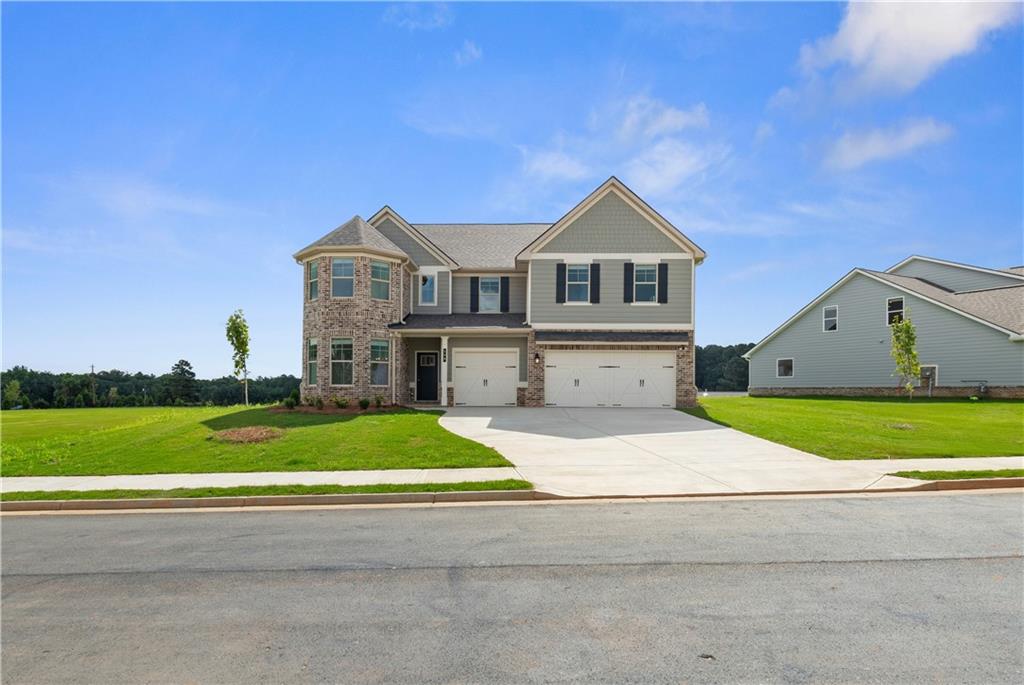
[
  {"x1": 296, "y1": 215, "x2": 407, "y2": 258},
  {"x1": 391, "y1": 313, "x2": 529, "y2": 330},
  {"x1": 414, "y1": 223, "x2": 550, "y2": 270}
]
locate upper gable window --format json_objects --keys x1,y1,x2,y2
[
  {"x1": 331, "y1": 258, "x2": 354, "y2": 298},
  {"x1": 371, "y1": 261, "x2": 390, "y2": 300},
  {"x1": 823, "y1": 305, "x2": 838, "y2": 332},
  {"x1": 479, "y1": 277, "x2": 500, "y2": 313},
  {"x1": 634, "y1": 265, "x2": 658, "y2": 303},
  {"x1": 886, "y1": 297, "x2": 904, "y2": 325},
  {"x1": 419, "y1": 274, "x2": 436, "y2": 306},
  {"x1": 566, "y1": 265, "x2": 590, "y2": 303},
  {"x1": 307, "y1": 261, "x2": 319, "y2": 301}
]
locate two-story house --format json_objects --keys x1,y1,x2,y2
[
  {"x1": 743, "y1": 256, "x2": 1024, "y2": 398},
  {"x1": 293, "y1": 177, "x2": 705, "y2": 408}
]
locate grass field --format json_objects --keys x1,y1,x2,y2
[
  {"x1": 0, "y1": 479, "x2": 532, "y2": 501},
  {"x1": 686, "y1": 396, "x2": 1024, "y2": 459},
  {"x1": 0, "y1": 406, "x2": 510, "y2": 476}
]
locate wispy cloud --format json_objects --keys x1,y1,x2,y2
[
  {"x1": 454, "y1": 39, "x2": 482, "y2": 67},
  {"x1": 624, "y1": 138, "x2": 726, "y2": 198},
  {"x1": 519, "y1": 148, "x2": 590, "y2": 182},
  {"x1": 619, "y1": 96, "x2": 708, "y2": 141},
  {"x1": 382, "y1": 3, "x2": 453, "y2": 32},
  {"x1": 824, "y1": 118, "x2": 954, "y2": 171},
  {"x1": 798, "y1": 2, "x2": 1020, "y2": 99},
  {"x1": 75, "y1": 175, "x2": 237, "y2": 219},
  {"x1": 753, "y1": 121, "x2": 775, "y2": 145}
]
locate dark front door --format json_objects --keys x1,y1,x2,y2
[{"x1": 416, "y1": 353, "x2": 439, "y2": 402}]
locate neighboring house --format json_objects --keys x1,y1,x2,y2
[
  {"x1": 293, "y1": 177, "x2": 705, "y2": 408},
  {"x1": 743, "y1": 256, "x2": 1024, "y2": 398}
]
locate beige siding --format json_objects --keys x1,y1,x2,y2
[
  {"x1": 748, "y1": 273, "x2": 1024, "y2": 388},
  {"x1": 451, "y1": 275, "x2": 527, "y2": 313},
  {"x1": 374, "y1": 217, "x2": 443, "y2": 267},
  {"x1": 412, "y1": 271, "x2": 451, "y2": 314},
  {"x1": 538, "y1": 192, "x2": 686, "y2": 253},
  {"x1": 529, "y1": 259, "x2": 693, "y2": 325}
]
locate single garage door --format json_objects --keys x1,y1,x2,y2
[
  {"x1": 453, "y1": 349, "x2": 518, "y2": 407},
  {"x1": 545, "y1": 350, "x2": 675, "y2": 408}
]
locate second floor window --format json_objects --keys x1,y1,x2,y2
[
  {"x1": 308, "y1": 261, "x2": 319, "y2": 300},
  {"x1": 307, "y1": 338, "x2": 318, "y2": 385},
  {"x1": 330, "y1": 338, "x2": 353, "y2": 385},
  {"x1": 479, "y1": 277, "x2": 500, "y2": 312},
  {"x1": 823, "y1": 305, "x2": 838, "y2": 332},
  {"x1": 331, "y1": 258, "x2": 354, "y2": 297},
  {"x1": 634, "y1": 265, "x2": 657, "y2": 303},
  {"x1": 566, "y1": 265, "x2": 590, "y2": 302},
  {"x1": 420, "y1": 274, "x2": 436, "y2": 306},
  {"x1": 370, "y1": 340, "x2": 390, "y2": 385},
  {"x1": 371, "y1": 261, "x2": 390, "y2": 300},
  {"x1": 887, "y1": 297, "x2": 904, "y2": 325}
]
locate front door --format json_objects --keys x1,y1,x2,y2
[{"x1": 416, "y1": 352, "x2": 439, "y2": 402}]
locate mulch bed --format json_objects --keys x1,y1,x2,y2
[{"x1": 211, "y1": 426, "x2": 286, "y2": 443}]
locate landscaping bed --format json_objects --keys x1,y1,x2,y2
[
  {"x1": 685, "y1": 396, "x2": 1024, "y2": 459},
  {"x1": 0, "y1": 406, "x2": 509, "y2": 476}
]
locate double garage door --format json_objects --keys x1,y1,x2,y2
[
  {"x1": 544, "y1": 350, "x2": 676, "y2": 408},
  {"x1": 453, "y1": 350, "x2": 518, "y2": 407}
]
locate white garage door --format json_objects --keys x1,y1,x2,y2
[
  {"x1": 544, "y1": 350, "x2": 675, "y2": 408},
  {"x1": 453, "y1": 349, "x2": 519, "y2": 407}
]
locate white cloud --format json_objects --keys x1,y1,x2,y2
[
  {"x1": 825, "y1": 118, "x2": 954, "y2": 171},
  {"x1": 454, "y1": 39, "x2": 482, "y2": 67},
  {"x1": 801, "y1": 1, "x2": 1020, "y2": 97},
  {"x1": 624, "y1": 138, "x2": 722, "y2": 198},
  {"x1": 619, "y1": 96, "x2": 709, "y2": 140},
  {"x1": 520, "y1": 148, "x2": 591, "y2": 182},
  {"x1": 754, "y1": 121, "x2": 775, "y2": 144},
  {"x1": 382, "y1": 3, "x2": 453, "y2": 31}
]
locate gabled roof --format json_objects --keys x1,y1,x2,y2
[
  {"x1": 886, "y1": 255, "x2": 1024, "y2": 283},
  {"x1": 516, "y1": 176, "x2": 707, "y2": 262},
  {"x1": 744, "y1": 265, "x2": 1024, "y2": 359},
  {"x1": 415, "y1": 223, "x2": 549, "y2": 270},
  {"x1": 293, "y1": 215, "x2": 411, "y2": 263},
  {"x1": 367, "y1": 206, "x2": 459, "y2": 268}
]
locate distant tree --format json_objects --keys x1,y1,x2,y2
[
  {"x1": 73, "y1": 393, "x2": 85, "y2": 408},
  {"x1": 3, "y1": 379, "x2": 22, "y2": 409},
  {"x1": 106, "y1": 386, "x2": 120, "y2": 407},
  {"x1": 695, "y1": 343, "x2": 754, "y2": 391},
  {"x1": 225, "y1": 309, "x2": 251, "y2": 405},
  {"x1": 891, "y1": 312, "x2": 921, "y2": 399},
  {"x1": 168, "y1": 360, "x2": 198, "y2": 403}
]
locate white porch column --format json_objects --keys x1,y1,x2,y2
[{"x1": 440, "y1": 335, "x2": 449, "y2": 407}]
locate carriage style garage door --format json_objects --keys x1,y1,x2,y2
[
  {"x1": 452, "y1": 349, "x2": 519, "y2": 407},
  {"x1": 544, "y1": 350, "x2": 676, "y2": 408}
]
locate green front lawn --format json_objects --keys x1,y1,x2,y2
[
  {"x1": 890, "y1": 469, "x2": 1024, "y2": 481},
  {"x1": 0, "y1": 479, "x2": 533, "y2": 501},
  {"x1": 0, "y1": 406, "x2": 509, "y2": 476},
  {"x1": 685, "y1": 397, "x2": 1024, "y2": 459}
]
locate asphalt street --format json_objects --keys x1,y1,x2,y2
[{"x1": 2, "y1": 492, "x2": 1022, "y2": 683}]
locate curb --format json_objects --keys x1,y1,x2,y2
[{"x1": 1, "y1": 478, "x2": 1021, "y2": 512}]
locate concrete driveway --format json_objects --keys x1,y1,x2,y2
[{"x1": 439, "y1": 407, "x2": 1021, "y2": 497}]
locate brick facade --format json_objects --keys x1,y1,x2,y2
[
  {"x1": 750, "y1": 385, "x2": 1024, "y2": 399},
  {"x1": 300, "y1": 254, "x2": 405, "y2": 405}
]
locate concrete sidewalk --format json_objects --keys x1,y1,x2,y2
[
  {"x1": 0, "y1": 467, "x2": 523, "y2": 494},
  {"x1": 439, "y1": 407, "x2": 1023, "y2": 497}
]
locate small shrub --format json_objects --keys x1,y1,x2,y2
[
  {"x1": 359, "y1": 398, "x2": 371, "y2": 410},
  {"x1": 334, "y1": 397, "x2": 349, "y2": 409},
  {"x1": 289, "y1": 389, "x2": 300, "y2": 404},
  {"x1": 374, "y1": 394, "x2": 384, "y2": 408},
  {"x1": 315, "y1": 396, "x2": 324, "y2": 410},
  {"x1": 282, "y1": 397, "x2": 297, "y2": 409},
  {"x1": 32, "y1": 398, "x2": 50, "y2": 409}
]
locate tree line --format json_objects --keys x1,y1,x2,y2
[
  {"x1": 695, "y1": 343, "x2": 755, "y2": 391},
  {"x1": 1, "y1": 360, "x2": 299, "y2": 409}
]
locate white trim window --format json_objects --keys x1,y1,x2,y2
[
  {"x1": 566, "y1": 264, "x2": 590, "y2": 303},
  {"x1": 307, "y1": 261, "x2": 319, "y2": 301},
  {"x1": 307, "y1": 338, "x2": 318, "y2": 385},
  {"x1": 886, "y1": 297, "x2": 904, "y2": 325},
  {"x1": 419, "y1": 273, "x2": 436, "y2": 306},
  {"x1": 776, "y1": 358, "x2": 794, "y2": 378},
  {"x1": 479, "y1": 277, "x2": 500, "y2": 313},
  {"x1": 371, "y1": 261, "x2": 390, "y2": 300},
  {"x1": 331, "y1": 258, "x2": 354, "y2": 298},
  {"x1": 370, "y1": 339, "x2": 390, "y2": 386},
  {"x1": 330, "y1": 338, "x2": 353, "y2": 386},
  {"x1": 634, "y1": 264, "x2": 657, "y2": 303},
  {"x1": 823, "y1": 305, "x2": 838, "y2": 332}
]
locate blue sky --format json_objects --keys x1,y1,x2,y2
[{"x1": 3, "y1": 2, "x2": 1021, "y2": 378}]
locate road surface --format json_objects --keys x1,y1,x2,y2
[{"x1": 2, "y1": 492, "x2": 1022, "y2": 683}]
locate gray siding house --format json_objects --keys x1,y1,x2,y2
[
  {"x1": 293, "y1": 177, "x2": 706, "y2": 408},
  {"x1": 744, "y1": 256, "x2": 1024, "y2": 398}
]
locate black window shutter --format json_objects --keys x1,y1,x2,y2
[
  {"x1": 657, "y1": 263, "x2": 669, "y2": 304},
  {"x1": 555, "y1": 263, "x2": 566, "y2": 304},
  {"x1": 590, "y1": 263, "x2": 601, "y2": 304},
  {"x1": 500, "y1": 276, "x2": 510, "y2": 312},
  {"x1": 470, "y1": 276, "x2": 479, "y2": 312},
  {"x1": 623, "y1": 262, "x2": 634, "y2": 303}
]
